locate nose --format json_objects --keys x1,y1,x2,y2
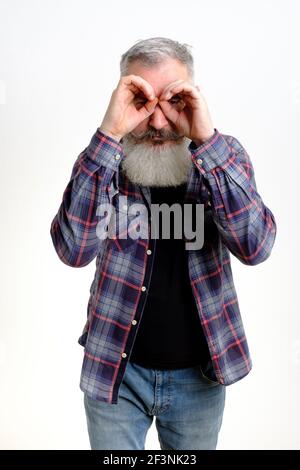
[{"x1": 148, "y1": 102, "x2": 169, "y2": 130}]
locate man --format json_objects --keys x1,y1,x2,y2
[{"x1": 50, "y1": 37, "x2": 277, "y2": 450}]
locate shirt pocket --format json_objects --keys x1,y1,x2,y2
[{"x1": 107, "y1": 196, "x2": 148, "y2": 253}]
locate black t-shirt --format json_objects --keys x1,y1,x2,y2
[{"x1": 129, "y1": 182, "x2": 211, "y2": 369}]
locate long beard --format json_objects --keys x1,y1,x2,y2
[{"x1": 120, "y1": 134, "x2": 192, "y2": 187}]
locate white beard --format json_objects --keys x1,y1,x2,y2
[{"x1": 119, "y1": 135, "x2": 193, "y2": 187}]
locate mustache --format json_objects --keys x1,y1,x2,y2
[{"x1": 128, "y1": 129, "x2": 182, "y2": 142}]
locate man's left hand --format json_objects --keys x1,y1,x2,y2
[{"x1": 158, "y1": 80, "x2": 215, "y2": 146}]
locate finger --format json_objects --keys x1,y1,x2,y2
[
  {"x1": 138, "y1": 97, "x2": 159, "y2": 119},
  {"x1": 160, "y1": 80, "x2": 185, "y2": 100},
  {"x1": 158, "y1": 100, "x2": 179, "y2": 124},
  {"x1": 123, "y1": 75, "x2": 156, "y2": 100},
  {"x1": 164, "y1": 82, "x2": 199, "y2": 100}
]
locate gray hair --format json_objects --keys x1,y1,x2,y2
[{"x1": 120, "y1": 37, "x2": 194, "y2": 80}]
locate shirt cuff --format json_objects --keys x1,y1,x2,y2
[
  {"x1": 85, "y1": 128, "x2": 125, "y2": 171},
  {"x1": 188, "y1": 128, "x2": 232, "y2": 175}
]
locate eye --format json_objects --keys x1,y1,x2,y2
[
  {"x1": 133, "y1": 95, "x2": 183, "y2": 109},
  {"x1": 134, "y1": 97, "x2": 147, "y2": 108}
]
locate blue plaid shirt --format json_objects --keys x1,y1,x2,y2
[{"x1": 50, "y1": 127, "x2": 277, "y2": 404}]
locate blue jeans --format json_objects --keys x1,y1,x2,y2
[{"x1": 83, "y1": 359, "x2": 226, "y2": 450}]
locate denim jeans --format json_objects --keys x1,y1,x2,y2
[{"x1": 83, "y1": 359, "x2": 226, "y2": 450}]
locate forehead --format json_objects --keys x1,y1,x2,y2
[{"x1": 127, "y1": 58, "x2": 191, "y2": 96}]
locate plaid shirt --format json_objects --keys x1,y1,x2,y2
[{"x1": 50, "y1": 127, "x2": 277, "y2": 404}]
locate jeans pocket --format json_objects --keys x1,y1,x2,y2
[{"x1": 199, "y1": 358, "x2": 219, "y2": 385}]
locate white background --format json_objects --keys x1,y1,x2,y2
[{"x1": 0, "y1": 0, "x2": 299, "y2": 450}]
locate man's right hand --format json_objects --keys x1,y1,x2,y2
[{"x1": 99, "y1": 75, "x2": 159, "y2": 142}]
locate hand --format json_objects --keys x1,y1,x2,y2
[
  {"x1": 99, "y1": 75, "x2": 159, "y2": 141},
  {"x1": 158, "y1": 80, "x2": 215, "y2": 145}
]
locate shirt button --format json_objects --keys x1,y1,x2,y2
[
  {"x1": 207, "y1": 201, "x2": 211, "y2": 206},
  {"x1": 146, "y1": 249, "x2": 152, "y2": 255},
  {"x1": 115, "y1": 154, "x2": 121, "y2": 160},
  {"x1": 131, "y1": 319, "x2": 137, "y2": 325},
  {"x1": 121, "y1": 352, "x2": 127, "y2": 358},
  {"x1": 123, "y1": 204, "x2": 128, "y2": 211},
  {"x1": 141, "y1": 286, "x2": 146, "y2": 292},
  {"x1": 197, "y1": 158, "x2": 203, "y2": 164}
]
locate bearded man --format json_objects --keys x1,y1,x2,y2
[{"x1": 50, "y1": 37, "x2": 277, "y2": 450}]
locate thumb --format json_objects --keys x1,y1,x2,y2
[
  {"x1": 144, "y1": 97, "x2": 159, "y2": 114},
  {"x1": 138, "y1": 97, "x2": 158, "y2": 121},
  {"x1": 158, "y1": 100, "x2": 178, "y2": 123}
]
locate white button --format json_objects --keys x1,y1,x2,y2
[
  {"x1": 146, "y1": 249, "x2": 152, "y2": 255},
  {"x1": 123, "y1": 204, "x2": 128, "y2": 211},
  {"x1": 131, "y1": 320, "x2": 137, "y2": 325},
  {"x1": 197, "y1": 158, "x2": 203, "y2": 164},
  {"x1": 115, "y1": 154, "x2": 120, "y2": 160},
  {"x1": 141, "y1": 286, "x2": 146, "y2": 292},
  {"x1": 121, "y1": 352, "x2": 127, "y2": 358},
  {"x1": 207, "y1": 201, "x2": 211, "y2": 206}
]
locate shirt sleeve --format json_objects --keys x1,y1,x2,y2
[
  {"x1": 50, "y1": 128, "x2": 125, "y2": 267},
  {"x1": 188, "y1": 129, "x2": 277, "y2": 265}
]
